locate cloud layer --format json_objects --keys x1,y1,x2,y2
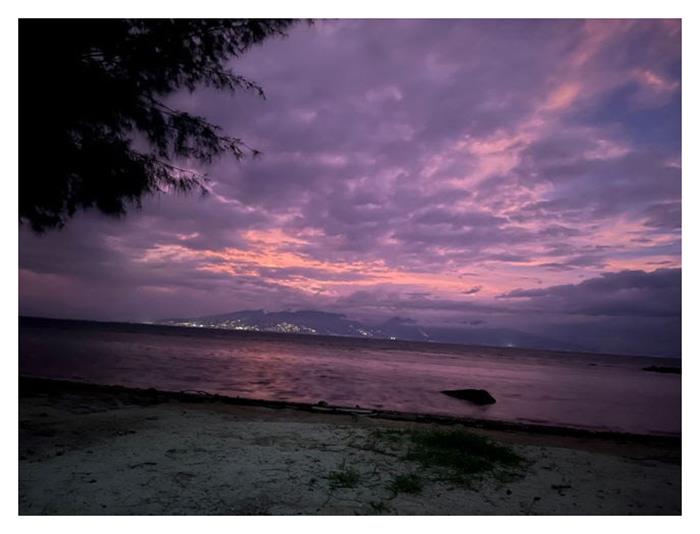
[{"x1": 19, "y1": 20, "x2": 681, "y2": 356}]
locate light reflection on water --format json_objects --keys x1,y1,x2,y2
[{"x1": 19, "y1": 318, "x2": 681, "y2": 435}]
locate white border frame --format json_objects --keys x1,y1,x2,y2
[{"x1": 3, "y1": 2, "x2": 697, "y2": 533}]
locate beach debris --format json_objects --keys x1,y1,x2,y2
[{"x1": 441, "y1": 388, "x2": 496, "y2": 405}]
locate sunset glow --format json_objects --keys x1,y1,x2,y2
[{"x1": 19, "y1": 19, "x2": 681, "y2": 355}]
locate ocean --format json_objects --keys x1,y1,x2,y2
[{"x1": 19, "y1": 317, "x2": 681, "y2": 436}]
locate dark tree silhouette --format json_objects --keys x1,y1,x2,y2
[{"x1": 19, "y1": 19, "x2": 296, "y2": 232}]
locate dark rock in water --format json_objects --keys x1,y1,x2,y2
[
  {"x1": 441, "y1": 388, "x2": 496, "y2": 405},
  {"x1": 642, "y1": 366, "x2": 681, "y2": 374}
]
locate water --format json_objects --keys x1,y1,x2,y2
[{"x1": 19, "y1": 317, "x2": 681, "y2": 436}]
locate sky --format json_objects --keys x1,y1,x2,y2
[{"x1": 18, "y1": 19, "x2": 682, "y2": 356}]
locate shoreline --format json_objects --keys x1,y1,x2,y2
[{"x1": 19, "y1": 376, "x2": 681, "y2": 443}]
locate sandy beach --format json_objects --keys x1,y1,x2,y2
[{"x1": 19, "y1": 377, "x2": 681, "y2": 515}]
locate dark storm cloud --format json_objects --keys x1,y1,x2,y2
[
  {"x1": 330, "y1": 289, "x2": 513, "y2": 316},
  {"x1": 500, "y1": 268, "x2": 681, "y2": 318}
]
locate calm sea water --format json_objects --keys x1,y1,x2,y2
[{"x1": 19, "y1": 317, "x2": 681, "y2": 436}]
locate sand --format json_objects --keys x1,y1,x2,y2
[{"x1": 18, "y1": 378, "x2": 681, "y2": 515}]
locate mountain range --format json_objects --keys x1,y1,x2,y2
[{"x1": 157, "y1": 309, "x2": 586, "y2": 353}]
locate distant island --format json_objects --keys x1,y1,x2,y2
[{"x1": 155, "y1": 309, "x2": 586, "y2": 353}]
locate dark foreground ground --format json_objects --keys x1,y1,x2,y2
[{"x1": 19, "y1": 377, "x2": 681, "y2": 515}]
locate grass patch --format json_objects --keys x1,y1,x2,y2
[
  {"x1": 388, "y1": 473, "x2": 424, "y2": 494},
  {"x1": 407, "y1": 428, "x2": 522, "y2": 472},
  {"x1": 328, "y1": 464, "x2": 361, "y2": 489},
  {"x1": 372, "y1": 427, "x2": 523, "y2": 484}
]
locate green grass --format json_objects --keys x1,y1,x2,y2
[
  {"x1": 328, "y1": 465, "x2": 361, "y2": 489},
  {"x1": 407, "y1": 429, "x2": 522, "y2": 471},
  {"x1": 388, "y1": 473, "x2": 424, "y2": 494},
  {"x1": 372, "y1": 427, "x2": 523, "y2": 484}
]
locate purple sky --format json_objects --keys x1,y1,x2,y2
[{"x1": 19, "y1": 20, "x2": 681, "y2": 355}]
